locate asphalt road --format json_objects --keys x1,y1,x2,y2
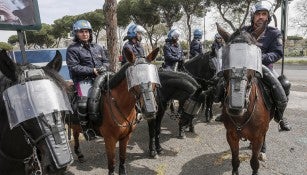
[{"x1": 65, "y1": 64, "x2": 307, "y2": 175}]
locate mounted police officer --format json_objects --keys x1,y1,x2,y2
[
  {"x1": 163, "y1": 29, "x2": 184, "y2": 71},
  {"x1": 121, "y1": 24, "x2": 146, "y2": 66},
  {"x1": 190, "y1": 29, "x2": 203, "y2": 58},
  {"x1": 66, "y1": 20, "x2": 110, "y2": 140},
  {"x1": 242, "y1": 0, "x2": 291, "y2": 131},
  {"x1": 211, "y1": 33, "x2": 224, "y2": 56}
]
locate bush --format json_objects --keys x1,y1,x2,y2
[
  {"x1": 0, "y1": 42, "x2": 13, "y2": 51},
  {"x1": 287, "y1": 36, "x2": 303, "y2": 40}
]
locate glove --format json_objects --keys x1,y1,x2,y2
[{"x1": 97, "y1": 66, "x2": 107, "y2": 74}]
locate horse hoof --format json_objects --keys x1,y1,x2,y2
[
  {"x1": 258, "y1": 152, "x2": 267, "y2": 162},
  {"x1": 178, "y1": 134, "x2": 186, "y2": 139},
  {"x1": 157, "y1": 149, "x2": 164, "y2": 155},
  {"x1": 232, "y1": 170, "x2": 239, "y2": 175},
  {"x1": 149, "y1": 150, "x2": 158, "y2": 159}
]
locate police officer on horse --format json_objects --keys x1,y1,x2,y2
[
  {"x1": 243, "y1": 0, "x2": 291, "y2": 131},
  {"x1": 163, "y1": 29, "x2": 184, "y2": 71},
  {"x1": 121, "y1": 24, "x2": 146, "y2": 66},
  {"x1": 190, "y1": 29, "x2": 203, "y2": 59},
  {"x1": 66, "y1": 20, "x2": 110, "y2": 140}
]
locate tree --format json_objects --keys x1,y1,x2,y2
[
  {"x1": 0, "y1": 42, "x2": 13, "y2": 51},
  {"x1": 152, "y1": 0, "x2": 183, "y2": 30},
  {"x1": 178, "y1": 0, "x2": 206, "y2": 51},
  {"x1": 104, "y1": 0, "x2": 118, "y2": 72},
  {"x1": 8, "y1": 35, "x2": 19, "y2": 45},
  {"x1": 292, "y1": 0, "x2": 307, "y2": 37},
  {"x1": 51, "y1": 15, "x2": 76, "y2": 47},
  {"x1": 213, "y1": 0, "x2": 256, "y2": 31},
  {"x1": 117, "y1": 0, "x2": 161, "y2": 49},
  {"x1": 25, "y1": 23, "x2": 55, "y2": 49}
]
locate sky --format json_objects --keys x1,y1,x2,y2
[{"x1": 0, "y1": 0, "x2": 104, "y2": 42}]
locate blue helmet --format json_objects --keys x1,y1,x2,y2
[
  {"x1": 127, "y1": 24, "x2": 146, "y2": 38},
  {"x1": 250, "y1": 0, "x2": 274, "y2": 23},
  {"x1": 193, "y1": 29, "x2": 203, "y2": 39},
  {"x1": 72, "y1": 20, "x2": 93, "y2": 42},
  {"x1": 167, "y1": 29, "x2": 180, "y2": 40},
  {"x1": 72, "y1": 20, "x2": 92, "y2": 34}
]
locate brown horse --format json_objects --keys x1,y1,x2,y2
[
  {"x1": 217, "y1": 25, "x2": 273, "y2": 175},
  {"x1": 68, "y1": 48, "x2": 160, "y2": 175}
]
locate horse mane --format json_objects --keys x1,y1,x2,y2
[
  {"x1": 158, "y1": 70, "x2": 200, "y2": 91},
  {"x1": 228, "y1": 29, "x2": 258, "y2": 45},
  {"x1": 108, "y1": 63, "x2": 131, "y2": 89}
]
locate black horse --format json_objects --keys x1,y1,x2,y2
[
  {"x1": 183, "y1": 52, "x2": 221, "y2": 122},
  {"x1": 147, "y1": 70, "x2": 206, "y2": 158},
  {"x1": 0, "y1": 50, "x2": 73, "y2": 175}
]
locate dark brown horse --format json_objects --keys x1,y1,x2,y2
[
  {"x1": 68, "y1": 48, "x2": 160, "y2": 175},
  {"x1": 147, "y1": 70, "x2": 206, "y2": 158},
  {"x1": 217, "y1": 25, "x2": 273, "y2": 175},
  {"x1": 0, "y1": 50, "x2": 73, "y2": 175}
]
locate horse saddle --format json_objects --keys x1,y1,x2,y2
[{"x1": 257, "y1": 78, "x2": 273, "y2": 111}]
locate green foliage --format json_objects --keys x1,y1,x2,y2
[
  {"x1": 117, "y1": 0, "x2": 160, "y2": 28},
  {"x1": 287, "y1": 36, "x2": 303, "y2": 40},
  {"x1": 0, "y1": 42, "x2": 13, "y2": 51},
  {"x1": 8, "y1": 35, "x2": 19, "y2": 45},
  {"x1": 152, "y1": 0, "x2": 183, "y2": 30},
  {"x1": 25, "y1": 23, "x2": 55, "y2": 48}
]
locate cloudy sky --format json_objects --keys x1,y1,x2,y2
[{"x1": 0, "y1": 0, "x2": 104, "y2": 42}]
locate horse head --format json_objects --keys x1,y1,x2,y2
[
  {"x1": 0, "y1": 50, "x2": 73, "y2": 174},
  {"x1": 124, "y1": 47, "x2": 160, "y2": 119},
  {"x1": 217, "y1": 23, "x2": 263, "y2": 116}
]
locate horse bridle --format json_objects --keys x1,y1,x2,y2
[
  {"x1": 0, "y1": 112, "x2": 65, "y2": 175},
  {"x1": 226, "y1": 77, "x2": 259, "y2": 133}
]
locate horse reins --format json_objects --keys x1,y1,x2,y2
[{"x1": 106, "y1": 75, "x2": 139, "y2": 129}]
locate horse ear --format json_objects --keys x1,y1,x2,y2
[
  {"x1": 216, "y1": 22, "x2": 231, "y2": 42},
  {"x1": 123, "y1": 47, "x2": 136, "y2": 63},
  {"x1": 146, "y1": 47, "x2": 159, "y2": 62},
  {"x1": 45, "y1": 50, "x2": 62, "y2": 72},
  {"x1": 0, "y1": 49, "x2": 19, "y2": 81}
]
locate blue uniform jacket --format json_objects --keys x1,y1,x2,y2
[
  {"x1": 190, "y1": 38, "x2": 203, "y2": 58},
  {"x1": 66, "y1": 42, "x2": 109, "y2": 83},
  {"x1": 243, "y1": 26, "x2": 283, "y2": 69},
  {"x1": 163, "y1": 41, "x2": 183, "y2": 69},
  {"x1": 122, "y1": 40, "x2": 145, "y2": 65}
]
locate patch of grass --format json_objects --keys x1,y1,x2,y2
[{"x1": 277, "y1": 59, "x2": 307, "y2": 65}]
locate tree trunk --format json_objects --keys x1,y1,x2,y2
[{"x1": 103, "y1": 0, "x2": 118, "y2": 72}]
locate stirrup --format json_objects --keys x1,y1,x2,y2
[{"x1": 84, "y1": 129, "x2": 97, "y2": 141}]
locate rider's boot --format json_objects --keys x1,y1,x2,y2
[
  {"x1": 77, "y1": 97, "x2": 97, "y2": 141},
  {"x1": 88, "y1": 73, "x2": 108, "y2": 121},
  {"x1": 277, "y1": 74, "x2": 292, "y2": 131},
  {"x1": 262, "y1": 66, "x2": 291, "y2": 131}
]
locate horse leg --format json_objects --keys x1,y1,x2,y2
[
  {"x1": 72, "y1": 125, "x2": 85, "y2": 163},
  {"x1": 147, "y1": 119, "x2": 158, "y2": 158},
  {"x1": 119, "y1": 136, "x2": 131, "y2": 175},
  {"x1": 105, "y1": 138, "x2": 117, "y2": 175},
  {"x1": 155, "y1": 113, "x2": 164, "y2": 154},
  {"x1": 188, "y1": 117, "x2": 195, "y2": 133},
  {"x1": 205, "y1": 95, "x2": 213, "y2": 122},
  {"x1": 250, "y1": 138, "x2": 263, "y2": 175},
  {"x1": 226, "y1": 131, "x2": 240, "y2": 175},
  {"x1": 259, "y1": 137, "x2": 267, "y2": 162}
]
